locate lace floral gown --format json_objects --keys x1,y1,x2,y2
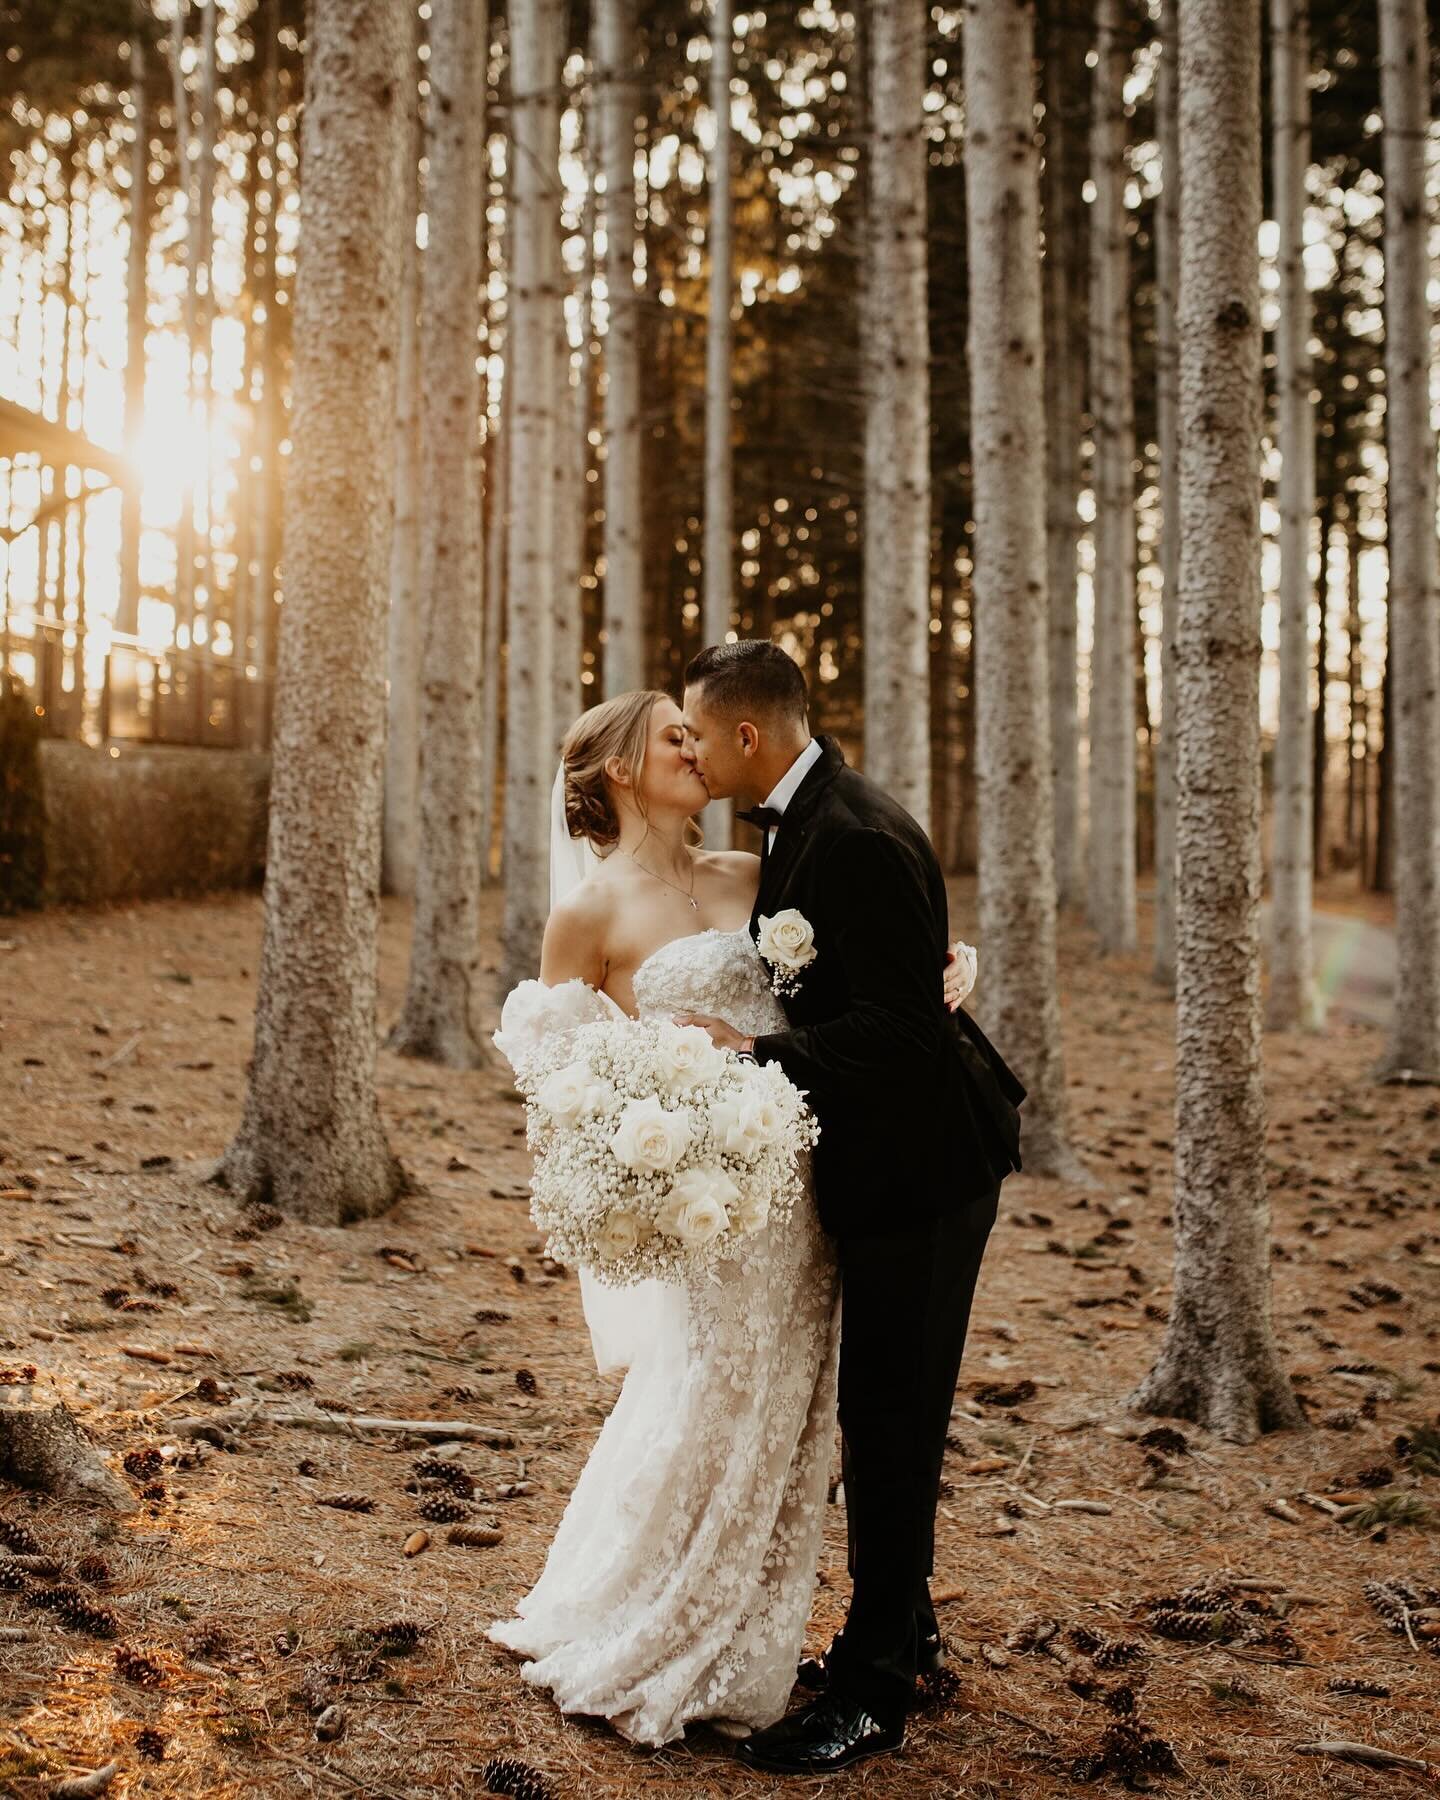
[{"x1": 488, "y1": 928, "x2": 841, "y2": 1747}]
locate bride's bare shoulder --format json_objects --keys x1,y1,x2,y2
[
  {"x1": 542, "y1": 875, "x2": 615, "y2": 984},
  {"x1": 697, "y1": 849, "x2": 761, "y2": 875}
]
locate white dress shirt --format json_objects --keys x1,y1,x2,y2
[{"x1": 760, "y1": 737, "x2": 822, "y2": 853}]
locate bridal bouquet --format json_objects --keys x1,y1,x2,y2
[{"x1": 512, "y1": 1018, "x2": 818, "y2": 1287}]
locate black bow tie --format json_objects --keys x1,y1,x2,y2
[{"x1": 737, "y1": 805, "x2": 783, "y2": 831}]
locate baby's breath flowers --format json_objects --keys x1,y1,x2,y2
[{"x1": 513, "y1": 1019, "x2": 817, "y2": 1287}]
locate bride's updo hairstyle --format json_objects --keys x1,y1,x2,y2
[{"x1": 561, "y1": 689, "x2": 674, "y2": 849}]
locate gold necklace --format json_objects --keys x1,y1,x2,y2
[{"x1": 623, "y1": 847, "x2": 699, "y2": 910}]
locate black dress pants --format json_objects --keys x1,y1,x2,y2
[{"x1": 821, "y1": 1187, "x2": 999, "y2": 1725}]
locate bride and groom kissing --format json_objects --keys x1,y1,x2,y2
[{"x1": 490, "y1": 638, "x2": 1025, "y2": 1775}]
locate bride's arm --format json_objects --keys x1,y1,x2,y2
[{"x1": 539, "y1": 885, "x2": 609, "y2": 990}]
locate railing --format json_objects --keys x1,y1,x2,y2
[{"x1": 2, "y1": 611, "x2": 272, "y2": 751}]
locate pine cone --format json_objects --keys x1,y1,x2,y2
[
  {"x1": 195, "y1": 1374, "x2": 228, "y2": 1404},
  {"x1": 1066, "y1": 1625, "x2": 1103, "y2": 1655},
  {"x1": 246, "y1": 1205, "x2": 284, "y2": 1232},
  {"x1": 916, "y1": 1665, "x2": 962, "y2": 1712},
  {"x1": 1100, "y1": 1683, "x2": 1139, "y2": 1716},
  {"x1": 100, "y1": 1285, "x2": 131, "y2": 1308},
  {"x1": 411, "y1": 1457, "x2": 476, "y2": 1496},
  {"x1": 972, "y1": 1378, "x2": 1037, "y2": 1407},
  {"x1": 365, "y1": 1620, "x2": 424, "y2": 1652},
  {"x1": 141, "y1": 1481, "x2": 166, "y2": 1503},
  {"x1": 1353, "y1": 1463, "x2": 1395, "y2": 1489},
  {"x1": 274, "y1": 1370, "x2": 315, "y2": 1391},
  {"x1": 74, "y1": 1555, "x2": 111, "y2": 1586},
  {"x1": 1328, "y1": 1676, "x2": 1390, "y2": 1697},
  {"x1": 0, "y1": 1518, "x2": 42, "y2": 1557},
  {"x1": 299, "y1": 1661, "x2": 342, "y2": 1712},
  {"x1": 1136, "y1": 1425, "x2": 1189, "y2": 1456},
  {"x1": 481, "y1": 1755, "x2": 556, "y2": 1800},
  {"x1": 140, "y1": 1276, "x2": 182, "y2": 1300},
  {"x1": 0, "y1": 1558, "x2": 29, "y2": 1592},
  {"x1": 1147, "y1": 1607, "x2": 1237, "y2": 1644},
  {"x1": 135, "y1": 1726, "x2": 167, "y2": 1762},
  {"x1": 441, "y1": 1385, "x2": 479, "y2": 1402},
  {"x1": 473, "y1": 1308, "x2": 511, "y2": 1325},
  {"x1": 1091, "y1": 1637, "x2": 1148, "y2": 1670},
  {"x1": 515, "y1": 1369, "x2": 538, "y2": 1396},
  {"x1": 114, "y1": 1644, "x2": 166, "y2": 1687},
  {"x1": 186, "y1": 1624, "x2": 230, "y2": 1662},
  {"x1": 123, "y1": 1447, "x2": 164, "y2": 1481},
  {"x1": 317, "y1": 1493, "x2": 375, "y2": 1513},
  {"x1": 27, "y1": 1585, "x2": 118, "y2": 1637},
  {"x1": 447, "y1": 1525, "x2": 504, "y2": 1548},
  {"x1": 417, "y1": 1495, "x2": 470, "y2": 1524}
]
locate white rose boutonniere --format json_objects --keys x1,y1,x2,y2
[
  {"x1": 756, "y1": 908, "x2": 818, "y2": 998},
  {"x1": 609, "y1": 1094, "x2": 693, "y2": 1173}
]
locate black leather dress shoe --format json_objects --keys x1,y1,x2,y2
[
  {"x1": 736, "y1": 1695, "x2": 904, "y2": 1775},
  {"x1": 795, "y1": 1632, "x2": 944, "y2": 1693}
]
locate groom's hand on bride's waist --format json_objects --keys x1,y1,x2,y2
[{"x1": 673, "y1": 1013, "x2": 755, "y2": 1058}]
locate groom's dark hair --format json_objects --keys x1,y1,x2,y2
[{"x1": 684, "y1": 640, "x2": 809, "y2": 726}]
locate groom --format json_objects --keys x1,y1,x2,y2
[{"x1": 677, "y1": 640, "x2": 1026, "y2": 1775}]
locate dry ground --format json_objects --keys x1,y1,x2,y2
[{"x1": 1, "y1": 878, "x2": 1437, "y2": 1800}]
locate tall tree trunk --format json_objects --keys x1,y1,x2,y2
[
  {"x1": 1373, "y1": 623, "x2": 1393, "y2": 892},
  {"x1": 1085, "y1": 0, "x2": 1138, "y2": 952},
  {"x1": 118, "y1": 7, "x2": 148, "y2": 643},
  {"x1": 1376, "y1": 0, "x2": 1440, "y2": 1079},
  {"x1": 863, "y1": 0, "x2": 931, "y2": 828},
  {"x1": 504, "y1": 0, "x2": 563, "y2": 986},
  {"x1": 1346, "y1": 511, "x2": 1364, "y2": 867},
  {"x1": 1266, "y1": 0, "x2": 1321, "y2": 1029},
  {"x1": 963, "y1": 0, "x2": 1083, "y2": 1182},
  {"x1": 1130, "y1": 0, "x2": 1304, "y2": 1441},
  {"x1": 1042, "y1": 0, "x2": 1084, "y2": 911},
  {"x1": 1152, "y1": 0, "x2": 1180, "y2": 987},
  {"x1": 247, "y1": 29, "x2": 280, "y2": 745},
  {"x1": 211, "y1": 0, "x2": 410, "y2": 1224},
  {"x1": 391, "y1": 0, "x2": 488, "y2": 1066},
  {"x1": 383, "y1": 6, "x2": 424, "y2": 899},
  {"x1": 702, "y1": 0, "x2": 735, "y2": 847},
  {"x1": 169, "y1": 0, "x2": 192, "y2": 640},
  {"x1": 480, "y1": 392, "x2": 507, "y2": 887},
  {"x1": 551, "y1": 38, "x2": 585, "y2": 754},
  {"x1": 595, "y1": 0, "x2": 644, "y2": 695},
  {"x1": 1312, "y1": 493, "x2": 1333, "y2": 875},
  {"x1": 190, "y1": 0, "x2": 218, "y2": 658}
]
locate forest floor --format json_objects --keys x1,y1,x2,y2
[{"x1": 1, "y1": 876, "x2": 1437, "y2": 1800}]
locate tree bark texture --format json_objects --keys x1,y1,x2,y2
[
  {"x1": 212, "y1": 0, "x2": 411, "y2": 1225},
  {"x1": 1130, "y1": 0, "x2": 1305, "y2": 1440}
]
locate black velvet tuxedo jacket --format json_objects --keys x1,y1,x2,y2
[{"x1": 749, "y1": 736, "x2": 1025, "y2": 1238}]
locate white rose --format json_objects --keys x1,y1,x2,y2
[
  {"x1": 538, "y1": 1061, "x2": 605, "y2": 1126},
  {"x1": 731, "y1": 1185, "x2": 771, "y2": 1235},
  {"x1": 758, "y1": 908, "x2": 817, "y2": 972},
  {"x1": 595, "y1": 1209, "x2": 644, "y2": 1260},
  {"x1": 654, "y1": 1022, "x2": 728, "y2": 1092},
  {"x1": 609, "y1": 1094, "x2": 693, "y2": 1173},
  {"x1": 709, "y1": 1094, "x2": 775, "y2": 1161},
  {"x1": 655, "y1": 1166, "x2": 739, "y2": 1246},
  {"x1": 949, "y1": 940, "x2": 978, "y2": 1003}
]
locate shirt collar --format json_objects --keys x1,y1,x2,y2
[{"x1": 762, "y1": 737, "x2": 822, "y2": 819}]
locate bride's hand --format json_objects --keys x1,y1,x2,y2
[{"x1": 943, "y1": 941, "x2": 978, "y2": 1012}]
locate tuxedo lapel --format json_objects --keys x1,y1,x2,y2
[{"x1": 748, "y1": 736, "x2": 845, "y2": 938}]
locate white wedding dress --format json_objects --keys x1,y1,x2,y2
[{"x1": 488, "y1": 927, "x2": 841, "y2": 1747}]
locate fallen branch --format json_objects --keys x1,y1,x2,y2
[
  {"x1": 50, "y1": 1763, "x2": 119, "y2": 1799},
  {"x1": 1295, "y1": 1740, "x2": 1431, "y2": 1773},
  {"x1": 265, "y1": 1410, "x2": 515, "y2": 1447}
]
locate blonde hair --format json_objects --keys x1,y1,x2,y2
[{"x1": 561, "y1": 689, "x2": 674, "y2": 849}]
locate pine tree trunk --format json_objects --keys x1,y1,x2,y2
[
  {"x1": 595, "y1": 0, "x2": 644, "y2": 696},
  {"x1": 963, "y1": 0, "x2": 1083, "y2": 1182},
  {"x1": 169, "y1": 0, "x2": 194, "y2": 640},
  {"x1": 1312, "y1": 495, "x2": 1333, "y2": 874},
  {"x1": 1042, "y1": 0, "x2": 1085, "y2": 911},
  {"x1": 1129, "y1": 0, "x2": 1304, "y2": 1441},
  {"x1": 863, "y1": 0, "x2": 931, "y2": 828},
  {"x1": 118, "y1": 8, "x2": 147, "y2": 642},
  {"x1": 1152, "y1": 0, "x2": 1180, "y2": 987},
  {"x1": 480, "y1": 387, "x2": 508, "y2": 887},
  {"x1": 551, "y1": 38, "x2": 585, "y2": 754},
  {"x1": 701, "y1": 0, "x2": 735, "y2": 847},
  {"x1": 382, "y1": 8, "x2": 424, "y2": 899},
  {"x1": 1346, "y1": 512, "x2": 1364, "y2": 865},
  {"x1": 211, "y1": 0, "x2": 411, "y2": 1224},
  {"x1": 390, "y1": 0, "x2": 489, "y2": 1065},
  {"x1": 1376, "y1": 0, "x2": 1440, "y2": 1079},
  {"x1": 247, "y1": 22, "x2": 280, "y2": 744},
  {"x1": 1266, "y1": 0, "x2": 1321, "y2": 1030},
  {"x1": 504, "y1": 0, "x2": 563, "y2": 986},
  {"x1": 1085, "y1": 0, "x2": 1138, "y2": 953},
  {"x1": 190, "y1": 0, "x2": 218, "y2": 653}
]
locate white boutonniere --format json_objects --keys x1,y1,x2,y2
[{"x1": 756, "y1": 908, "x2": 818, "y2": 998}]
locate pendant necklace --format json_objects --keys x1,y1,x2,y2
[{"x1": 624, "y1": 847, "x2": 699, "y2": 910}]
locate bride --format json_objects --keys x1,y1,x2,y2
[{"x1": 488, "y1": 688, "x2": 963, "y2": 1748}]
